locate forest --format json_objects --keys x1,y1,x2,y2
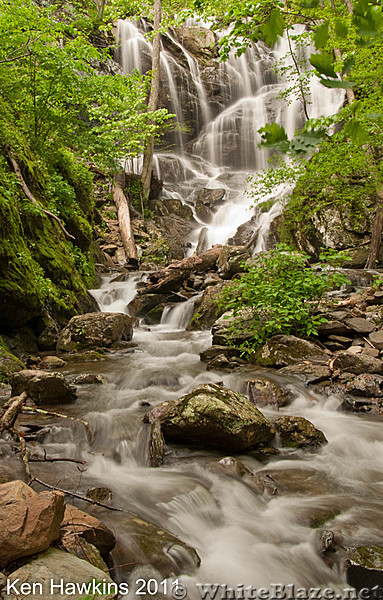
[{"x1": 1, "y1": 0, "x2": 383, "y2": 597}]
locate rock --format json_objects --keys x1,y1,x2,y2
[
  {"x1": 347, "y1": 345, "x2": 363, "y2": 354},
  {"x1": 205, "y1": 354, "x2": 234, "y2": 370},
  {"x1": 316, "y1": 320, "x2": 351, "y2": 337},
  {"x1": 155, "y1": 215, "x2": 195, "y2": 261},
  {"x1": 115, "y1": 512, "x2": 200, "y2": 578},
  {"x1": 72, "y1": 373, "x2": 106, "y2": 385},
  {"x1": 273, "y1": 416, "x2": 327, "y2": 449},
  {"x1": 144, "y1": 383, "x2": 275, "y2": 452},
  {"x1": 253, "y1": 335, "x2": 330, "y2": 368},
  {"x1": 0, "y1": 347, "x2": 25, "y2": 381},
  {"x1": 344, "y1": 546, "x2": 383, "y2": 593},
  {"x1": 369, "y1": 330, "x2": 383, "y2": 350},
  {"x1": 60, "y1": 534, "x2": 108, "y2": 572},
  {"x1": 61, "y1": 505, "x2": 115, "y2": 556},
  {"x1": 333, "y1": 352, "x2": 383, "y2": 375},
  {"x1": 200, "y1": 345, "x2": 239, "y2": 362},
  {"x1": 175, "y1": 25, "x2": 217, "y2": 61},
  {"x1": 203, "y1": 456, "x2": 265, "y2": 495},
  {"x1": 57, "y1": 312, "x2": 135, "y2": 351},
  {"x1": 38, "y1": 356, "x2": 66, "y2": 369},
  {"x1": 346, "y1": 317, "x2": 376, "y2": 334},
  {"x1": 345, "y1": 374, "x2": 383, "y2": 397},
  {"x1": 4, "y1": 547, "x2": 116, "y2": 599},
  {"x1": 188, "y1": 284, "x2": 227, "y2": 330},
  {"x1": 128, "y1": 293, "x2": 171, "y2": 319},
  {"x1": 148, "y1": 420, "x2": 165, "y2": 467},
  {"x1": 0, "y1": 481, "x2": 64, "y2": 566},
  {"x1": 194, "y1": 188, "x2": 226, "y2": 222},
  {"x1": 278, "y1": 364, "x2": 332, "y2": 384},
  {"x1": 217, "y1": 245, "x2": 250, "y2": 279},
  {"x1": 317, "y1": 530, "x2": 336, "y2": 554},
  {"x1": 373, "y1": 291, "x2": 383, "y2": 305},
  {"x1": 363, "y1": 347, "x2": 380, "y2": 358},
  {"x1": 246, "y1": 378, "x2": 294, "y2": 408},
  {"x1": 253, "y1": 467, "x2": 340, "y2": 497},
  {"x1": 11, "y1": 369, "x2": 76, "y2": 405},
  {"x1": 211, "y1": 310, "x2": 254, "y2": 346}
]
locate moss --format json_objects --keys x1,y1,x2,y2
[{"x1": 0, "y1": 335, "x2": 25, "y2": 382}]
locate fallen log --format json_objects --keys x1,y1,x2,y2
[
  {"x1": 0, "y1": 391, "x2": 28, "y2": 432},
  {"x1": 114, "y1": 172, "x2": 138, "y2": 267},
  {"x1": 144, "y1": 245, "x2": 222, "y2": 294}
]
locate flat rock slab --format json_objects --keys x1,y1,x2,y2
[
  {"x1": 253, "y1": 335, "x2": 330, "y2": 368},
  {"x1": 369, "y1": 330, "x2": 383, "y2": 350},
  {"x1": 0, "y1": 480, "x2": 64, "y2": 567},
  {"x1": 333, "y1": 352, "x2": 383, "y2": 375},
  {"x1": 3, "y1": 548, "x2": 116, "y2": 600},
  {"x1": 145, "y1": 383, "x2": 275, "y2": 452},
  {"x1": 345, "y1": 317, "x2": 376, "y2": 334},
  {"x1": 11, "y1": 370, "x2": 76, "y2": 405},
  {"x1": 278, "y1": 364, "x2": 332, "y2": 385}
]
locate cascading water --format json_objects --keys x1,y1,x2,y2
[{"x1": 116, "y1": 21, "x2": 344, "y2": 253}]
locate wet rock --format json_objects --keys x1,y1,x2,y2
[
  {"x1": 150, "y1": 197, "x2": 194, "y2": 220},
  {"x1": 4, "y1": 547, "x2": 116, "y2": 599},
  {"x1": 86, "y1": 487, "x2": 113, "y2": 504},
  {"x1": 156, "y1": 215, "x2": 195, "y2": 261},
  {"x1": 278, "y1": 364, "x2": 332, "y2": 384},
  {"x1": 11, "y1": 370, "x2": 76, "y2": 405},
  {"x1": 253, "y1": 335, "x2": 330, "y2": 368},
  {"x1": 57, "y1": 312, "x2": 135, "y2": 351},
  {"x1": 61, "y1": 505, "x2": 115, "y2": 556},
  {"x1": 72, "y1": 373, "x2": 106, "y2": 385},
  {"x1": 115, "y1": 512, "x2": 200, "y2": 578},
  {"x1": 345, "y1": 317, "x2": 376, "y2": 334},
  {"x1": 317, "y1": 529, "x2": 336, "y2": 554},
  {"x1": 128, "y1": 293, "x2": 170, "y2": 319},
  {"x1": 217, "y1": 245, "x2": 250, "y2": 279},
  {"x1": 246, "y1": 378, "x2": 294, "y2": 408},
  {"x1": 273, "y1": 416, "x2": 327, "y2": 449},
  {"x1": 60, "y1": 534, "x2": 108, "y2": 572},
  {"x1": 211, "y1": 310, "x2": 254, "y2": 346},
  {"x1": 344, "y1": 546, "x2": 383, "y2": 593},
  {"x1": 369, "y1": 330, "x2": 383, "y2": 350},
  {"x1": 148, "y1": 420, "x2": 165, "y2": 467},
  {"x1": 0, "y1": 481, "x2": 64, "y2": 566},
  {"x1": 195, "y1": 188, "x2": 225, "y2": 222},
  {"x1": 205, "y1": 353, "x2": 234, "y2": 370},
  {"x1": 199, "y1": 345, "x2": 239, "y2": 361},
  {"x1": 144, "y1": 383, "x2": 275, "y2": 452},
  {"x1": 204, "y1": 456, "x2": 265, "y2": 494},
  {"x1": 345, "y1": 374, "x2": 383, "y2": 397},
  {"x1": 189, "y1": 283, "x2": 227, "y2": 330},
  {"x1": 333, "y1": 352, "x2": 383, "y2": 375},
  {"x1": 0, "y1": 347, "x2": 25, "y2": 381},
  {"x1": 253, "y1": 467, "x2": 339, "y2": 497},
  {"x1": 38, "y1": 356, "x2": 66, "y2": 369}
]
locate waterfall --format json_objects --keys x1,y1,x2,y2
[{"x1": 117, "y1": 21, "x2": 344, "y2": 252}]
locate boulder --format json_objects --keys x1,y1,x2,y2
[
  {"x1": 128, "y1": 293, "x2": 171, "y2": 319},
  {"x1": 253, "y1": 335, "x2": 330, "y2": 368},
  {"x1": 345, "y1": 373, "x2": 383, "y2": 397},
  {"x1": 345, "y1": 317, "x2": 376, "y2": 334},
  {"x1": 369, "y1": 330, "x2": 383, "y2": 350},
  {"x1": 0, "y1": 481, "x2": 64, "y2": 566},
  {"x1": 0, "y1": 347, "x2": 24, "y2": 381},
  {"x1": 148, "y1": 420, "x2": 165, "y2": 467},
  {"x1": 38, "y1": 356, "x2": 66, "y2": 369},
  {"x1": 278, "y1": 364, "x2": 332, "y2": 384},
  {"x1": 316, "y1": 320, "x2": 352, "y2": 337},
  {"x1": 144, "y1": 383, "x2": 275, "y2": 452},
  {"x1": 57, "y1": 312, "x2": 135, "y2": 351},
  {"x1": 189, "y1": 284, "x2": 227, "y2": 330},
  {"x1": 4, "y1": 547, "x2": 116, "y2": 599},
  {"x1": 11, "y1": 370, "x2": 76, "y2": 405},
  {"x1": 114, "y1": 512, "x2": 200, "y2": 578},
  {"x1": 211, "y1": 310, "x2": 254, "y2": 346},
  {"x1": 246, "y1": 378, "x2": 294, "y2": 408},
  {"x1": 72, "y1": 373, "x2": 106, "y2": 385},
  {"x1": 273, "y1": 416, "x2": 327, "y2": 449},
  {"x1": 61, "y1": 504, "x2": 115, "y2": 556},
  {"x1": 333, "y1": 352, "x2": 383, "y2": 375},
  {"x1": 195, "y1": 188, "x2": 226, "y2": 222},
  {"x1": 175, "y1": 25, "x2": 217, "y2": 60},
  {"x1": 344, "y1": 546, "x2": 383, "y2": 593},
  {"x1": 217, "y1": 245, "x2": 250, "y2": 279},
  {"x1": 253, "y1": 467, "x2": 339, "y2": 497},
  {"x1": 60, "y1": 534, "x2": 108, "y2": 572},
  {"x1": 199, "y1": 345, "x2": 239, "y2": 362}
]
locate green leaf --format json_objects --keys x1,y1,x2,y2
[
  {"x1": 335, "y1": 19, "x2": 349, "y2": 38},
  {"x1": 262, "y1": 9, "x2": 285, "y2": 47},
  {"x1": 342, "y1": 54, "x2": 355, "y2": 75},
  {"x1": 314, "y1": 22, "x2": 330, "y2": 49},
  {"x1": 343, "y1": 119, "x2": 369, "y2": 143},
  {"x1": 309, "y1": 52, "x2": 337, "y2": 78},
  {"x1": 258, "y1": 122, "x2": 289, "y2": 149},
  {"x1": 319, "y1": 78, "x2": 355, "y2": 88}
]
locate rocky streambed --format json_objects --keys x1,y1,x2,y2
[{"x1": 2, "y1": 257, "x2": 383, "y2": 598}]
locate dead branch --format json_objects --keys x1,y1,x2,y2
[
  {"x1": 5, "y1": 144, "x2": 75, "y2": 241},
  {"x1": 0, "y1": 392, "x2": 28, "y2": 431},
  {"x1": 11, "y1": 427, "x2": 33, "y2": 482},
  {"x1": 114, "y1": 172, "x2": 138, "y2": 265},
  {"x1": 32, "y1": 478, "x2": 124, "y2": 512},
  {"x1": 30, "y1": 451, "x2": 86, "y2": 465},
  {"x1": 21, "y1": 406, "x2": 94, "y2": 443}
]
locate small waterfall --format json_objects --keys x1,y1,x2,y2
[
  {"x1": 117, "y1": 21, "x2": 344, "y2": 252},
  {"x1": 90, "y1": 272, "x2": 146, "y2": 314},
  {"x1": 160, "y1": 296, "x2": 201, "y2": 330}
]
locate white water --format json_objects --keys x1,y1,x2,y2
[{"x1": 117, "y1": 22, "x2": 344, "y2": 253}]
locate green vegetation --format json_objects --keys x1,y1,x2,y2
[{"x1": 216, "y1": 244, "x2": 350, "y2": 356}]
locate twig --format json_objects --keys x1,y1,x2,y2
[
  {"x1": 21, "y1": 406, "x2": 94, "y2": 444},
  {"x1": 32, "y1": 478, "x2": 124, "y2": 512},
  {"x1": 5, "y1": 144, "x2": 75, "y2": 240},
  {"x1": 363, "y1": 335, "x2": 377, "y2": 349},
  {"x1": 11, "y1": 428, "x2": 33, "y2": 482},
  {"x1": 30, "y1": 452, "x2": 86, "y2": 465}
]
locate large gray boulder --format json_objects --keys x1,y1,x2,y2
[
  {"x1": 57, "y1": 312, "x2": 135, "y2": 351},
  {"x1": 4, "y1": 548, "x2": 116, "y2": 599},
  {"x1": 145, "y1": 383, "x2": 275, "y2": 452},
  {"x1": 333, "y1": 351, "x2": 383, "y2": 375},
  {"x1": 11, "y1": 370, "x2": 76, "y2": 405},
  {"x1": 253, "y1": 335, "x2": 330, "y2": 368}
]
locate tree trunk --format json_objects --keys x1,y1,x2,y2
[
  {"x1": 141, "y1": 0, "x2": 162, "y2": 199},
  {"x1": 366, "y1": 190, "x2": 383, "y2": 269},
  {"x1": 113, "y1": 172, "x2": 138, "y2": 267}
]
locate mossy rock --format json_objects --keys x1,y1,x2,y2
[
  {"x1": 145, "y1": 383, "x2": 275, "y2": 452},
  {"x1": 273, "y1": 416, "x2": 327, "y2": 449},
  {"x1": 253, "y1": 335, "x2": 329, "y2": 368},
  {"x1": 0, "y1": 346, "x2": 25, "y2": 383}
]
